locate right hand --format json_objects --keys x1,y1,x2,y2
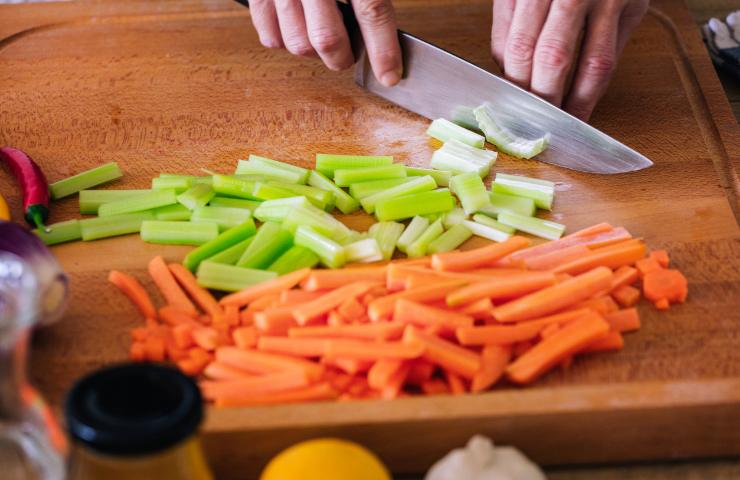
[{"x1": 249, "y1": 0, "x2": 403, "y2": 87}]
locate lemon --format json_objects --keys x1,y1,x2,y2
[{"x1": 260, "y1": 438, "x2": 391, "y2": 480}]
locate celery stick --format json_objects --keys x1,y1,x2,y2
[
  {"x1": 253, "y1": 196, "x2": 312, "y2": 223},
  {"x1": 80, "y1": 212, "x2": 154, "y2": 241},
  {"x1": 183, "y1": 220, "x2": 257, "y2": 271},
  {"x1": 472, "y1": 213, "x2": 516, "y2": 234},
  {"x1": 153, "y1": 203, "x2": 192, "y2": 221},
  {"x1": 265, "y1": 182, "x2": 334, "y2": 211},
  {"x1": 474, "y1": 103, "x2": 550, "y2": 159},
  {"x1": 159, "y1": 174, "x2": 212, "y2": 185},
  {"x1": 267, "y1": 245, "x2": 320, "y2": 275},
  {"x1": 344, "y1": 238, "x2": 383, "y2": 264},
  {"x1": 177, "y1": 184, "x2": 215, "y2": 210},
  {"x1": 426, "y1": 118, "x2": 485, "y2": 148},
  {"x1": 236, "y1": 222, "x2": 293, "y2": 269},
  {"x1": 140, "y1": 221, "x2": 218, "y2": 246},
  {"x1": 428, "y1": 223, "x2": 472, "y2": 254},
  {"x1": 49, "y1": 162, "x2": 122, "y2": 200},
  {"x1": 334, "y1": 164, "x2": 407, "y2": 187},
  {"x1": 79, "y1": 189, "x2": 150, "y2": 215},
  {"x1": 152, "y1": 176, "x2": 193, "y2": 193},
  {"x1": 294, "y1": 225, "x2": 346, "y2": 269},
  {"x1": 442, "y1": 207, "x2": 468, "y2": 228},
  {"x1": 397, "y1": 216, "x2": 430, "y2": 253},
  {"x1": 497, "y1": 212, "x2": 565, "y2": 240},
  {"x1": 360, "y1": 175, "x2": 437, "y2": 214},
  {"x1": 492, "y1": 174, "x2": 554, "y2": 210},
  {"x1": 281, "y1": 204, "x2": 351, "y2": 241},
  {"x1": 407, "y1": 219, "x2": 444, "y2": 258},
  {"x1": 368, "y1": 221, "x2": 404, "y2": 260},
  {"x1": 339, "y1": 230, "x2": 368, "y2": 246},
  {"x1": 495, "y1": 173, "x2": 555, "y2": 188},
  {"x1": 34, "y1": 219, "x2": 81, "y2": 246},
  {"x1": 206, "y1": 237, "x2": 254, "y2": 265},
  {"x1": 209, "y1": 196, "x2": 262, "y2": 210},
  {"x1": 422, "y1": 213, "x2": 444, "y2": 222},
  {"x1": 191, "y1": 206, "x2": 252, "y2": 232},
  {"x1": 212, "y1": 175, "x2": 259, "y2": 200},
  {"x1": 405, "y1": 167, "x2": 451, "y2": 187},
  {"x1": 462, "y1": 219, "x2": 511, "y2": 243},
  {"x1": 98, "y1": 190, "x2": 177, "y2": 217},
  {"x1": 307, "y1": 170, "x2": 360, "y2": 214},
  {"x1": 375, "y1": 189, "x2": 455, "y2": 222},
  {"x1": 315, "y1": 154, "x2": 394, "y2": 177},
  {"x1": 480, "y1": 192, "x2": 537, "y2": 217},
  {"x1": 450, "y1": 173, "x2": 490, "y2": 215},
  {"x1": 235, "y1": 155, "x2": 309, "y2": 184},
  {"x1": 196, "y1": 261, "x2": 277, "y2": 292},
  {"x1": 251, "y1": 182, "x2": 296, "y2": 201},
  {"x1": 431, "y1": 139, "x2": 498, "y2": 178},
  {"x1": 348, "y1": 178, "x2": 413, "y2": 200}
]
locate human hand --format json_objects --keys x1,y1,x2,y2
[
  {"x1": 491, "y1": 0, "x2": 649, "y2": 120},
  {"x1": 249, "y1": 0, "x2": 403, "y2": 86}
]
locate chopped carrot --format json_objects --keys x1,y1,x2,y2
[
  {"x1": 406, "y1": 360, "x2": 435, "y2": 385},
  {"x1": 405, "y1": 326, "x2": 481, "y2": 380},
  {"x1": 188, "y1": 346, "x2": 213, "y2": 367},
  {"x1": 130, "y1": 327, "x2": 149, "y2": 342},
  {"x1": 148, "y1": 256, "x2": 197, "y2": 314},
  {"x1": 158, "y1": 305, "x2": 198, "y2": 326},
  {"x1": 612, "y1": 285, "x2": 641, "y2": 307},
  {"x1": 552, "y1": 239, "x2": 646, "y2": 275},
  {"x1": 381, "y1": 363, "x2": 411, "y2": 399},
  {"x1": 421, "y1": 379, "x2": 450, "y2": 395},
  {"x1": 367, "y1": 280, "x2": 466, "y2": 322},
  {"x1": 176, "y1": 358, "x2": 204, "y2": 376},
  {"x1": 232, "y1": 326, "x2": 258, "y2": 349},
  {"x1": 293, "y1": 282, "x2": 380, "y2": 325},
  {"x1": 203, "y1": 361, "x2": 253, "y2": 381},
  {"x1": 523, "y1": 245, "x2": 591, "y2": 271},
  {"x1": 168, "y1": 263, "x2": 223, "y2": 319},
  {"x1": 337, "y1": 296, "x2": 366, "y2": 319},
  {"x1": 539, "y1": 323, "x2": 560, "y2": 339},
  {"x1": 324, "y1": 371, "x2": 354, "y2": 392},
  {"x1": 279, "y1": 289, "x2": 325, "y2": 305},
  {"x1": 192, "y1": 327, "x2": 219, "y2": 351},
  {"x1": 302, "y1": 266, "x2": 387, "y2": 291},
  {"x1": 324, "y1": 339, "x2": 424, "y2": 360},
  {"x1": 214, "y1": 382, "x2": 338, "y2": 407},
  {"x1": 129, "y1": 342, "x2": 146, "y2": 361},
  {"x1": 109, "y1": 271, "x2": 158, "y2": 320},
  {"x1": 456, "y1": 297, "x2": 494, "y2": 320},
  {"x1": 471, "y1": 345, "x2": 511, "y2": 393},
  {"x1": 650, "y1": 250, "x2": 670, "y2": 268},
  {"x1": 431, "y1": 236, "x2": 530, "y2": 271},
  {"x1": 445, "y1": 271, "x2": 557, "y2": 307},
  {"x1": 257, "y1": 336, "x2": 327, "y2": 357},
  {"x1": 513, "y1": 341, "x2": 534, "y2": 358},
  {"x1": 393, "y1": 299, "x2": 474, "y2": 332},
  {"x1": 604, "y1": 308, "x2": 641, "y2": 332},
  {"x1": 327, "y1": 310, "x2": 347, "y2": 326},
  {"x1": 288, "y1": 322, "x2": 405, "y2": 341},
  {"x1": 244, "y1": 293, "x2": 281, "y2": 312},
  {"x1": 643, "y1": 269, "x2": 688, "y2": 304},
  {"x1": 321, "y1": 357, "x2": 373, "y2": 375},
  {"x1": 508, "y1": 225, "x2": 630, "y2": 262},
  {"x1": 223, "y1": 305, "x2": 240, "y2": 326},
  {"x1": 216, "y1": 346, "x2": 324, "y2": 381},
  {"x1": 220, "y1": 268, "x2": 311, "y2": 307},
  {"x1": 172, "y1": 323, "x2": 195, "y2": 349},
  {"x1": 445, "y1": 370, "x2": 466, "y2": 395},
  {"x1": 456, "y1": 322, "x2": 543, "y2": 346},
  {"x1": 565, "y1": 222, "x2": 614, "y2": 238},
  {"x1": 345, "y1": 376, "x2": 370, "y2": 397},
  {"x1": 367, "y1": 359, "x2": 404, "y2": 390},
  {"x1": 144, "y1": 336, "x2": 166, "y2": 362},
  {"x1": 240, "y1": 309, "x2": 254, "y2": 326},
  {"x1": 636, "y1": 257, "x2": 663, "y2": 277},
  {"x1": 655, "y1": 298, "x2": 670, "y2": 310},
  {"x1": 610, "y1": 265, "x2": 639, "y2": 291},
  {"x1": 581, "y1": 332, "x2": 624, "y2": 353},
  {"x1": 253, "y1": 306, "x2": 299, "y2": 335},
  {"x1": 200, "y1": 369, "x2": 311, "y2": 401},
  {"x1": 571, "y1": 295, "x2": 619, "y2": 315}
]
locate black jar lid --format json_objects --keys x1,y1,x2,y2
[{"x1": 65, "y1": 362, "x2": 203, "y2": 456}]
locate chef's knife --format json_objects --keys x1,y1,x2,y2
[{"x1": 234, "y1": 0, "x2": 653, "y2": 174}]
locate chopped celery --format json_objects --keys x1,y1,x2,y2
[
  {"x1": 98, "y1": 190, "x2": 177, "y2": 217},
  {"x1": 209, "y1": 196, "x2": 261, "y2": 210},
  {"x1": 428, "y1": 223, "x2": 472, "y2": 254},
  {"x1": 177, "y1": 184, "x2": 215, "y2": 210},
  {"x1": 191, "y1": 206, "x2": 252, "y2": 232},
  {"x1": 405, "y1": 167, "x2": 451, "y2": 187},
  {"x1": 34, "y1": 219, "x2": 81, "y2": 245},
  {"x1": 267, "y1": 245, "x2": 320, "y2": 275},
  {"x1": 140, "y1": 221, "x2": 219, "y2": 246},
  {"x1": 492, "y1": 174, "x2": 554, "y2": 210},
  {"x1": 348, "y1": 178, "x2": 413, "y2": 200},
  {"x1": 360, "y1": 175, "x2": 437, "y2": 214},
  {"x1": 307, "y1": 170, "x2": 360, "y2": 214},
  {"x1": 206, "y1": 237, "x2": 254, "y2": 265},
  {"x1": 450, "y1": 173, "x2": 490, "y2": 215},
  {"x1": 49, "y1": 162, "x2": 122, "y2": 200},
  {"x1": 462, "y1": 219, "x2": 512, "y2": 243},
  {"x1": 496, "y1": 172, "x2": 555, "y2": 188},
  {"x1": 266, "y1": 182, "x2": 334, "y2": 211},
  {"x1": 426, "y1": 118, "x2": 485, "y2": 148},
  {"x1": 294, "y1": 225, "x2": 346, "y2": 269},
  {"x1": 196, "y1": 261, "x2": 277, "y2": 292},
  {"x1": 78, "y1": 189, "x2": 150, "y2": 215},
  {"x1": 480, "y1": 192, "x2": 537, "y2": 217},
  {"x1": 235, "y1": 155, "x2": 309, "y2": 184},
  {"x1": 422, "y1": 213, "x2": 444, "y2": 222},
  {"x1": 397, "y1": 216, "x2": 430, "y2": 253},
  {"x1": 251, "y1": 182, "x2": 296, "y2": 201},
  {"x1": 375, "y1": 189, "x2": 455, "y2": 222},
  {"x1": 315, "y1": 154, "x2": 394, "y2": 177},
  {"x1": 442, "y1": 207, "x2": 468, "y2": 228},
  {"x1": 152, "y1": 176, "x2": 193, "y2": 193},
  {"x1": 80, "y1": 212, "x2": 154, "y2": 241},
  {"x1": 159, "y1": 174, "x2": 212, "y2": 185},
  {"x1": 211, "y1": 175, "x2": 259, "y2": 200},
  {"x1": 368, "y1": 221, "x2": 404, "y2": 260},
  {"x1": 340, "y1": 230, "x2": 368, "y2": 245},
  {"x1": 343, "y1": 238, "x2": 383, "y2": 264},
  {"x1": 334, "y1": 164, "x2": 407, "y2": 187},
  {"x1": 472, "y1": 213, "x2": 516, "y2": 234},
  {"x1": 183, "y1": 220, "x2": 257, "y2": 271},
  {"x1": 497, "y1": 212, "x2": 565, "y2": 240},
  {"x1": 431, "y1": 139, "x2": 497, "y2": 178},
  {"x1": 474, "y1": 103, "x2": 550, "y2": 159},
  {"x1": 153, "y1": 203, "x2": 193, "y2": 221},
  {"x1": 236, "y1": 222, "x2": 293, "y2": 269},
  {"x1": 281, "y1": 204, "x2": 351, "y2": 241},
  {"x1": 407, "y1": 219, "x2": 444, "y2": 258},
  {"x1": 254, "y1": 196, "x2": 312, "y2": 223}
]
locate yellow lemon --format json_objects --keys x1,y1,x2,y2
[{"x1": 260, "y1": 438, "x2": 391, "y2": 480}]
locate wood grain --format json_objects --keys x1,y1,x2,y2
[{"x1": 0, "y1": 0, "x2": 739, "y2": 477}]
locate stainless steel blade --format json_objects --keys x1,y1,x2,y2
[{"x1": 354, "y1": 32, "x2": 653, "y2": 174}]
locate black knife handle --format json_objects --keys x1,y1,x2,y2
[{"x1": 233, "y1": 1, "x2": 359, "y2": 41}]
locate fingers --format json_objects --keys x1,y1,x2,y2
[
  {"x1": 491, "y1": 0, "x2": 515, "y2": 68},
  {"x1": 249, "y1": 0, "x2": 283, "y2": 48},
  {"x1": 303, "y1": 0, "x2": 354, "y2": 70},
  {"x1": 502, "y1": 0, "x2": 550, "y2": 88},
  {"x1": 354, "y1": 0, "x2": 403, "y2": 87},
  {"x1": 616, "y1": 0, "x2": 649, "y2": 55},
  {"x1": 274, "y1": 0, "x2": 316, "y2": 57}
]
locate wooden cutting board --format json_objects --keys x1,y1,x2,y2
[{"x1": 1, "y1": 0, "x2": 739, "y2": 477}]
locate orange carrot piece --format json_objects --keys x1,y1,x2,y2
[
  {"x1": 381, "y1": 363, "x2": 411, "y2": 399},
  {"x1": 302, "y1": 266, "x2": 387, "y2": 291},
  {"x1": 168, "y1": 263, "x2": 223, "y2": 319},
  {"x1": 240, "y1": 309, "x2": 254, "y2": 326},
  {"x1": 446, "y1": 271, "x2": 557, "y2": 307},
  {"x1": 650, "y1": 250, "x2": 670, "y2": 268},
  {"x1": 445, "y1": 370, "x2": 466, "y2": 395},
  {"x1": 130, "y1": 327, "x2": 149, "y2": 342},
  {"x1": 254, "y1": 306, "x2": 299, "y2": 335},
  {"x1": 456, "y1": 322, "x2": 543, "y2": 346},
  {"x1": 367, "y1": 359, "x2": 404, "y2": 390},
  {"x1": 148, "y1": 256, "x2": 197, "y2": 314},
  {"x1": 223, "y1": 304, "x2": 239, "y2": 326},
  {"x1": 257, "y1": 336, "x2": 327, "y2": 357},
  {"x1": 636, "y1": 257, "x2": 663, "y2": 277},
  {"x1": 643, "y1": 269, "x2": 688, "y2": 304},
  {"x1": 158, "y1": 305, "x2": 198, "y2": 326},
  {"x1": 109, "y1": 271, "x2": 158, "y2": 320},
  {"x1": 565, "y1": 222, "x2": 614, "y2": 238},
  {"x1": 220, "y1": 268, "x2": 311, "y2": 307},
  {"x1": 471, "y1": 345, "x2": 511, "y2": 393},
  {"x1": 581, "y1": 331, "x2": 624, "y2": 353},
  {"x1": 539, "y1": 323, "x2": 560, "y2": 339},
  {"x1": 232, "y1": 326, "x2": 258, "y2": 349},
  {"x1": 188, "y1": 346, "x2": 213, "y2": 366},
  {"x1": 192, "y1": 327, "x2": 219, "y2": 351},
  {"x1": 288, "y1": 322, "x2": 405, "y2": 341},
  {"x1": 203, "y1": 362, "x2": 253, "y2": 381},
  {"x1": 216, "y1": 346, "x2": 324, "y2": 381},
  {"x1": 513, "y1": 341, "x2": 534, "y2": 358},
  {"x1": 129, "y1": 342, "x2": 146, "y2": 361},
  {"x1": 213, "y1": 382, "x2": 337, "y2": 407},
  {"x1": 200, "y1": 369, "x2": 310, "y2": 401},
  {"x1": 323, "y1": 371, "x2": 354, "y2": 392},
  {"x1": 176, "y1": 358, "x2": 204, "y2": 376},
  {"x1": 655, "y1": 298, "x2": 670, "y2": 310},
  {"x1": 405, "y1": 326, "x2": 481, "y2": 380},
  {"x1": 144, "y1": 336, "x2": 166, "y2": 362},
  {"x1": 279, "y1": 289, "x2": 325, "y2": 305},
  {"x1": 571, "y1": 295, "x2": 619, "y2": 315},
  {"x1": 552, "y1": 240, "x2": 646, "y2": 275},
  {"x1": 245, "y1": 293, "x2": 281, "y2": 312},
  {"x1": 610, "y1": 265, "x2": 639, "y2": 291},
  {"x1": 508, "y1": 225, "x2": 629, "y2": 262},
  {"x1": 612, "y1": 285, "x2": 641, "y2": 308},
  {"x1": 456, "y1": 297, "x2": 494, "y2": 320},
  {"x1": 604, "y1": 308, "x2": 641, "y2": 332},
  {"x1": 406, "y1": 360, "x2": 435, "y2": 385},
  {"x1": 523, "y1": 245, "x2": 591, "y2": 271},
  {"x1": 337, "y1": 296, "x2": 366, "y2": 320},
  {"x1": 421, "y1": 379, "x2": 450, "y2": 395},
  {"x1": 294, "y1": 282, "x2": 380, "y2": 325},
  {"x1": 367, "y1": 280, "x2": 466, "y2": 322},
  {"x1": 324, "y1": 339, "x2": 424, "y2": 360},
  {"x1": 327, "y1": 310, "x2": 346, "y2": 326},
  {"x1": 321, "y1": 357, "x2": 373, "y2": 375},
  {"x1": 431, "y1": 236, "x2": 530, "y2": 271},
  {"x1": 393, "y1": 299, "x2": 474, "y2": 332},
  {"x1": 172, "y1": 323, "x2": 195, "y2": 349},
  {"x1": 346, "y1": 376, "x2": 370, "y2": 397}
]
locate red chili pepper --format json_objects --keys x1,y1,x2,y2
[{"x1": 0, "y1": 147, "x2": 50, "y2": 229}]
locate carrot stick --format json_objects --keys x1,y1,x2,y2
[
  {"x1": 506, "y1": 312, "x2": 610, "y2": 384},
  {"x1": 108, "y1": 271, "x2": 158, "y2": 320},
  {"x1": 421, "y1": 379, "x2": 450, "y2": 395},
  {"x1": 523, "y1": 245, "x2": 591, "y2": 271},
  {"x1": 130, "y1": 342, "x2": 146, "y2": 361},
  {"x1": 539, "y1": 323, "x2": 560, "y2": 339},
  {"x1": 192, "y1": 327, "x2": 219, "y2": 351},
  {"x1": 604, "y1": 308, "x2": 641, "y2": 333},
  {"x1": 380, "y1": 362, "x2": 411, "y2": 399},
  {"x1": 367, "y1": 280, "x2": 466, "y2": 322},
  {"x1": 445, "y1": 370, "x2": 466, "y2": 395},
  {"x1": 220, "y1": 268, "x2": 311, "y2": 307},
  {"x1": 636, "y1": 257, "x2": 663, "y2": 277},
  {"x1": 610, "y1": 265, "x2": 639, "y2": 291},
  {"x1": 147, "y1": 256, "x2": 197, "y2": 314},
  {"x1": 552, "y1": 240, "x2": 646, "y2": 275},
  {"x1": 456, "y1": 322, "x2": 544, "y2": 346},
  {"x1": 655, "y1": 298, "x2": 670, "y2": 310},
  {"x1": 279, "y1": 289, "x2": 326, "y2": 305},
  {"x1": 168, "y1": 263, "x2": 223, "y2": 319},
  {"x1": 288, "y1": 322, "x2": 405, "y2": 341},
  {"x1": 643, "y1": 269, "x2": 688, "y2": 304},
  {"x1": 302, "y1": 266, "x2": 387, "y2": 291},
  {"x1": 216, "y1": 346, "x2": 324, "y2": 381},
  {"x1": 445, "y1": 271, "x2": 557, "y2": 307},
  {"x1": 471, "y1": 345, "x2": 511, "y2": 393},
  {"x1": 323, "y1": 371, "x2": 354, "y2": 392},
  {"x1": 144, "y1": 336, "x2": 166, "y2": 362},
  {"x1": 404, "y1": 326, "x2": 481, "y2": 380},
  {"x1": 257, "y1": 336, "x2": 328, "y2": 357},
  {"x1": 321, "y1": 357, "x2": 373, "y2": 375},
  {"x1": 200, "y1": 369, "x2": 310, "y2": 401},
  {"x1": 508, "y1": 226, "x2": 630, "y2": 262},
  {"x1": 612, "y1": 285, "x2": 641, "y2": 308},
  {"x1": 393, "y1": 299, "x2": 474, "y2": 332},
  {"x1": 367, "y1": 359, "x2": 404, "y2": 390},
  {"x1": 431, "y1": 236, "x2": 530, "y2": 271},
  {"x1": 571, "y1": 295, "x2": 619, "y2": 315},
  {"x1": 292, "y1": 282, "x2": 379, "y2": 326},
  {"x1": 494, "y1": 267, "x2": 613, "y2": 323},
  {"x1": 245, "y1": 293, "x2": 281, "y2": 312},
  {"x1": 253, "y1": 305, "x2": 299, "y2": 335},
  {"x1": 581, "y1": 331, "x2": 624, "y2": 353},
  {"x1": 650, "y1": 250, "x2": 670, "y2": 268},
  {"x1": 337, "y1": 296, "x2": 366, "y2": 320},
  {"x1": 232, "y1": 326, "x2": 258, "y2": 349},
  {"x1": 456, "y1": 297, "x2": 494, "y2": 320},
  {"x1": 406, "y1": 360, "x2": 435, "y2": 385},
  {"x1": 565, "y1": 222, "x2": 614, "y2": 238},
  {"x1": 324, "y1": 339, "x2": 424, "y2": 360},
  {"x1": 213, "y1": 382, "x2": 337, "y2": 408},
  {"x1": 158, "y1": 305, "x2": 199, "y2": 326},
  {"x1": 203, "y1": 361, "x2": 254, "y2": 381}
]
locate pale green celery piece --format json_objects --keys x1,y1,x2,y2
[
  {"x1": 426, "y1": 118, "x2": 485, "y2": 148},
  {"x1": 152, "y1": 177, "x2": 193, "y2": 193},
  {"x1": 294, "y1": 225, "x2": 346, "y2": 269},
  {"x1": 307, "y1": 170, "x2": 360, "y2": 214},
  {"x1": 334, "y1": 164, "x2": 407, "y2": 187},
  {"x1": 265, "y1": 181, "x2": 334, "y2": 211},
  {"x1": 430, "y1": 139, "x2": 498, "y2": 178},
  {"x1": 78, "y1": 189, "x2": 150, "y2": 215},
  {"x1": 421, "y1": 212, "x2": 443, "y2": 222},
  {"x1": 396, "y1": 216, "x2": 430, "y2": 253},
  {"x1": 267, "y1": 245, "x2": 320, "y2": 275},
  {"x1": 492, "y1": 174, "x2": 554, "y2": 210},
  {"x1": 406, "y1": 219, "x2": 444, "y2": 258},
  {"x1": 191, "y1": 206, "x2": 253, "y2": 232},
  {"x1": 231, "y1": 174, "x2": 273, "y2": 183},
  {"x1": 80, "y1": 212, "x2": 155, "y2": 241},
  {"x1": 480, "y1": 192, "x2": 537, "y2": 217},
  {"x1": 253, "y1": 196, "x2": 312, "y2": 223},
  {"x1": 495, "y1": 173, "x2": 555, "y2": 188},
  {"x1": 34, "y1": 219, "x2": 81, "y2": 245},
  {"x1": 183, "y1": 220, "x2": 257, "y2": 271},
  {"x1": 428, "y1": 223, "x2": 472, "y2": 254},
  {"x1": 177, "y1": 184, "x2": 215, "y2": 210},
  {"x1": 451, "y1": 106, "x2": 481, "y2": 132},
  {"x1": 98, "y1": 189, "x2": 177, "y2": 217},
  {"x1": 450, "y1": 172, "x2": 490, "y2": 215},
  {"x1": 339, "y1": 230, "x2": 368, "y2": 246},
  {"x1": 212, "y1": 175, "x2": 259, "y2": 200},
  {"x1": 343, "y1": 238, "x2": 383, "y2": 264},
  {"x1": 472, "y1": 213, "x2": 516, "y2": 234},
  {"x1": 462, "y1": 219, "x2": 512, "y2": 243},
  {"x1": 474, "y1": 103, "x2": 550, "y2": 159},
  {"x1": 442, "y1": 207, "x2": 468, "y2": 228},
  {"x1": 315, "y1": 154, "x2": 394, "y2": 177},
  {"x1": 209, "y1": 196, "x2": 262, "y2": 210},
  {"x1": 235, "y1": 155, "x2": 309, "y2": 184},
  {"x1": 360, "y1": 175, "x2": 437, "y2": 214},
  {"x1": 49, "y1": 162, "x2": 122, "y2": 200},
  {"x1": 281, "y1": 204, "x2": 351, "y2": 242},
  {"x1": 497, "y1": 212, "x2": 565, "y2": 240},
  {"x1": 153, "y1": 203, "x2": 192, "y2": 221},
  {"x1": 236, "y1": 221, "x2": 293, "y2": 269},
  {"x1": 206, "y1": 237, "x2": 254, "y2": 265},
  {"x1": 159, "y1": 174, "x2": 213, "y2": 185},
  {"x1": 251, "y1": 182, "x2": 296, "y2": 201},
  {"x1": 405, "y1": 167, "x2": 451, "y2": 187},
  {"x1": 196, "y1": 261, "x2": 277, "y2": 292},
  {"x1": 348, "y1": 178, "x2": 413, "y2": 200},
  {"x1": 140, "y1": 220, "x2": 219, "y2": 246},
  {"x1": 368, "y1": 221, "x2": 404, "y2": 260}
]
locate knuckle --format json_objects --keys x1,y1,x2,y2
[
  {"x1": 284, "y1": 39, "x2": 314, "y2": 57},
  {"x1": 356, "y1": 0, "x2": 394, "y2": 25},
  {"x1": 505, "y1": 31, "x2": 537, "y2": 64},
  {"x1": 535, "y1": 38, "x2": 572, "y2": 71},
  {"x1": 582, "y1": 53, "x2": 616, "y2": 79},
  {"x1": 310, "y1": 28, "x2": 345, "y2": 53},
  {"x1": 556, "y1": 0, "x2": 588, "y2": 14}
]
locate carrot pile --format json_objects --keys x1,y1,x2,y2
[{"x1": 112, "y1": 223, "x2": 688, "y2": 407}]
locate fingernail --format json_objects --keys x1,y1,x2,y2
[{"x1": 380, "y1": 70, "x2": 400, "y2": 87}]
